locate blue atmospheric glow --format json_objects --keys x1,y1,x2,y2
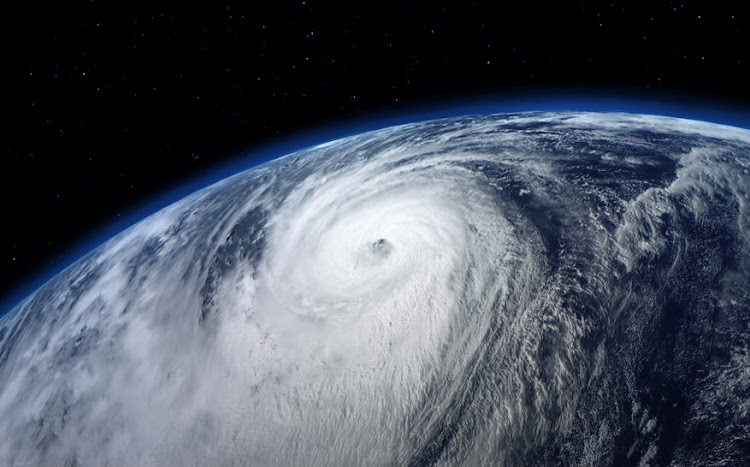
[{"x1": 2, "y1": 89, "x2": 750, "y2": 317}]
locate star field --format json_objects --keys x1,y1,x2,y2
[{"x1": 3, "y1": 0, "x2": 750, "y2": 307}]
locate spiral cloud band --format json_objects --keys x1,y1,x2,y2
[{"x1": 1, "y1": 112, "x2": 750, "y2": 465}]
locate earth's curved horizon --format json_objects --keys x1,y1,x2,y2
[{"x1": 2, "y1": 111, "x2": 750, "y2": 465}]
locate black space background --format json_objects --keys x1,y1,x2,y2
[{"x1": 4, "y1": 0, "x2": 750, "y2": 309}]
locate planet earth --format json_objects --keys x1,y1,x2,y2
[{"x1": 1, "y1": 111, "x2": 750, "y2": 466}]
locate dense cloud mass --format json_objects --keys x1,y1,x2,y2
[{"x1": 1, "y1": 112, "x2": 750, "y2": 465}]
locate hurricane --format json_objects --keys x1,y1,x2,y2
[{"x1": 2, "y1": 111, "x2": 750, "y2": 466}]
